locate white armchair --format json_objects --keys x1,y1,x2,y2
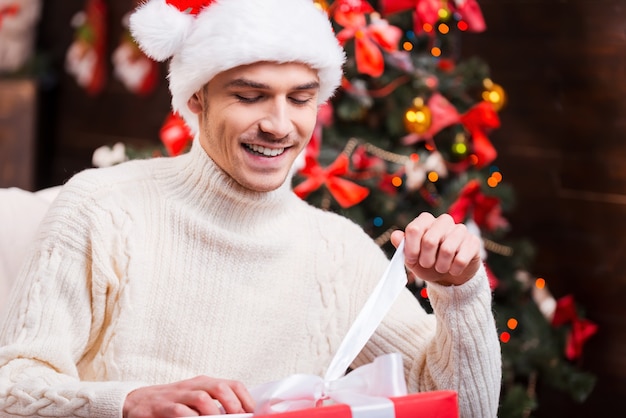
[{"x1": 0, "y1": 186, "x2": 61, "y2": 312}]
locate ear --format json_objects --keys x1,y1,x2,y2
[{"x1": 187, "y1": 91, "x2": 203, "y2": 114}]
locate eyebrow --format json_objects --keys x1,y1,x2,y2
[{"x1": 225, "y1": 78, "x2": 320, "y2": 91}]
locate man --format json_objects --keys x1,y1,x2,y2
[{"x1": 0, "y1": 1, "x2": 501, "y2": 417}]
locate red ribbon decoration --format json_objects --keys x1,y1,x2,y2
[
  {"x1": 459, "y1": 101, "x2": 500, "y2": 169},
  {"x1": 380, "y1": 0, "x2": 439, "y2": 34},
  {"x1": 380, "y1": 0, "x2": 486, "y2": 33},
  {"x1": 447, "y1": 179, "x2": 508, "y2": 231},
  {"x1": 454, "y1": 0, "x2": 486, "y2": 32},
  {"x1": 402, "y1": 94, "x2": 500, "y2": 169},
  {"x1": 294, "y1": 154, "x2": 370, "y2": 208},
  {"x1": 333, "y1": 0, "x2": 402, "y2": 77},
  {"x1": 0, "y1": 4, "x2": 19, "y2": 29},
  {"x1": 159, "y1": 112, "x2": 193, "y2": 156},
  {"x1": 551, "y1": 294, "x2": 598, "y2": 360}
]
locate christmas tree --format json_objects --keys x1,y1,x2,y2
[
  {"x1": 92, "y1": 1, "x2": 598, "y2": 416},
  {"x1": 291, "y1": 1, "x2": 597, "y2": 417}
]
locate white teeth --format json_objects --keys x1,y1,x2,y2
[{"x1": 246, "y1": 144, "x2": 285, "y2": 157}]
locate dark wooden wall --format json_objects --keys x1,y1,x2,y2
[
  {"x1": 26, "y1": 0, "x2": 626, "y2": 416},
  {"x1": 461, "y1": 0, "x2": 626, "y2": 416}
]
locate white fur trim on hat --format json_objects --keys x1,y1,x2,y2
[{"x1": 130, "y1": 0, "x2": 345, "y2": 134}]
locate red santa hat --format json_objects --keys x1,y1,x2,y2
[{"x1": 130, "y1": 0, "x2": 345, "y2": 134}]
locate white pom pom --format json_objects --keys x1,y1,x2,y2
[{"x1": 129, "y1": 0, "x2": 194, "y2": 62}]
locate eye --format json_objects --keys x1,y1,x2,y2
[
  {"x1": 289, "y1": 95, "x2": 314, "y2": 105},
  {"x1": 235, "y1": 94, "x2": 263, "y2": 103}
]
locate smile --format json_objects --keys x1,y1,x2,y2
[{"x1": 244, "y1": 144, "x2": 286, "y2": 157}]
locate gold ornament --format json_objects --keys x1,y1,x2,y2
[
  {"x1": 482, "y1": 78, "x2": 507, "y2": 111},
  {"x1": 404, "y1": 97, "x2": 432, "y2": 134}
]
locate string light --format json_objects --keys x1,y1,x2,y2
[
  {"x1": 427, "y1": 171, "x2": 439, "y2": 182},
  {"x1": 420, "y1": 288, "x2": 428, "y2": 299},
  {"x1": 391, "y1": 176, "x2": 403, "y2": 187},
  {"x1": 535, "y1": 278, "x2": 546, "y2": 289},
  {"x1": 500, "y1": 332, "x2": 511, "y2": 343},
  {"x1": 373, "y1": 216, "x2": 383, "y2": 227},
  {"x1": 438, "y1": 23, "x2": 449, "y2": 34},
  {"x1": 507, "y1": 318, "x2": 518, "y2": 330},
  {"x1": 431, "y1": 47, "x2": 442, "y2": 57},
  {"x1": 403, "y1": 41, "x2": 413, "y2": 51}
]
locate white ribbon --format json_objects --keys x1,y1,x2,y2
[{"x1": 250, "y1": 240, "x2": 409, "y2": 417}]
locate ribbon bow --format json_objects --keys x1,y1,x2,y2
[
  {"x1": 380, "y1": 0, "x2": 486, "y2": 33},
  {"x1": 333, "y1": 0, "x2": 403, "y2": 77},
  {"x1": 447, "y1": 179, "x2": 508, "y2": 232},
  {"x1": 252, "y1": 353, "x2": 407, "y2": 415},
  {"x1": 459, "y1": 101, "x2": 500, "y2": 169},
  {"x1": 294, "y1": 153, "x2": 370, "y2": 208},
  {"x1": 402, "y1": 94, "x2": 500, "y2": 169},
  {"x1": 551, "y1": 294, "x2": 598, "y2": 360}
]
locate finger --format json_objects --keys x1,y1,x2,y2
[
  {"x1": 206, "y1": 381, "x2": 247, "y2": 414},
  {"x1": 167, "y1": 402, "x2": 201, "y2": 418},
  {"x1": 449, "y1": 233, "x2": 481, "y2": 277},
  {"x1": 230, "y1": 381, "x2": 256, "y2": 412},
  {"x1": 390, "y1": 229, "x2": 405, "y2": 249},
  {"x1": 403, "y1": 212, "x2": 435, "y2": 265},
  {"x1": 433, "y1": 224, "x2": 467, "y2": 274},
  {"x1": 416, "y1": 214, "x2": 454, "y2": 269},
  {"x1": 178, "y1": 390, "x2": 222, "y2": 416}
]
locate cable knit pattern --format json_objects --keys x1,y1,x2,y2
[{"x1": 0, "y1": 140, "x2": 500, "y2": 417}]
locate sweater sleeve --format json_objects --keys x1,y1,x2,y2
[
  {"x1": 0, "y1": 173, "x2": 145, "y2": 417},
  {"x1": 359, "y1": 263, "x2": 501, "y2": 418}
]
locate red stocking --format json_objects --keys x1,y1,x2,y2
[
  {"x1": 112, "y1": 1, "x2": 159, "y2": 96},
  {"x1": 65, "y1": 0, "x2": 107, "y2": 95}
]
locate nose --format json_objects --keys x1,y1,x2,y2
[{"x1": 258, "y1": 98, "x2": 293, "y2": 139}]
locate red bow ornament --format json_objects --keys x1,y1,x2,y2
[
  {"x1": 333, "y1": 0, "x2": 403, "y2": 77},
  {"x1": 451, "y1": 0, "x2": 486, "y2": 32},
  {"x1": 159, "y1": 112, "x2": 193, "y2": 156},
  {"x1": 402, "y1": 94, "x2": 500, "y2": 169},
  {"x1": 402, "y1": 93, "x2": 459, "y2": 145},
  {"x1": 381, "y1": 0, "x2": 486, "y2": 33},
  {"x1": 447, "y1": 179, "x2": 508, "y2": 231},
  {"x1": 459, "y1": 101, "x2": 500, "y2": 169},
  {"x1": 551, "y1": 294, "x2": 598, "y2": 360},
  {"x1": 380, "y1": 0, "x2": 439, "y2": 34},
  {"x1": 294, "y1": 153, "x2": 370, "y2": 208}
]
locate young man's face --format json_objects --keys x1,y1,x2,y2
[{"x1": 188, "y1": 61, "x2": 320, "y2": 192}]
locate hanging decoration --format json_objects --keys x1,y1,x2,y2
[
  {"x1": 552, "y1": 294, "x2": 599, "y2": 360},
  {"x1": 333, "y1": 0, "x2": 403, "y2": 77},
  {"x1": 159, "y1": 112, "x2": 193, "y2": 156},
  {"x1": 380, "y1": 0, "x2": 486, "y2": 34},
  {"x1": 0, "y1": 0, "x2": 42, "y2": 73},
  {"x1": 404, "y1": 97, "x2": 432, "y2": 134},
  {"x1": 482, "y1": 78, "x2": 507, "y2": 111},
  {"x1": 112, "y1": 4, "x2": 159, "y2": 96},
  {"x1": 65, "y1": 0, "x2": 107, "y2": 95},
  {"x1": 447, "y1": 179, "x2": 508, "y2": 232},
  {"x1": 294, "y1": 153, "x2": 370, "y2": 209}
]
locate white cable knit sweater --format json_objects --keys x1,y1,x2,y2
[{"x1": 0, "y1": 140, "x2": 501, "y2": 417}]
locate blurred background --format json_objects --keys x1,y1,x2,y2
[{"x1": 1, "y1": 0, "x2": 624, "y2": 416}]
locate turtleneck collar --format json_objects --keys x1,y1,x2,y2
[{"x1": 160, "y1": 138, "x2": 300, "y2": 233}]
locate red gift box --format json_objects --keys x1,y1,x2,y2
[{"x1": 253, "y1": 390, "x2": 459, "y2": 418}]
